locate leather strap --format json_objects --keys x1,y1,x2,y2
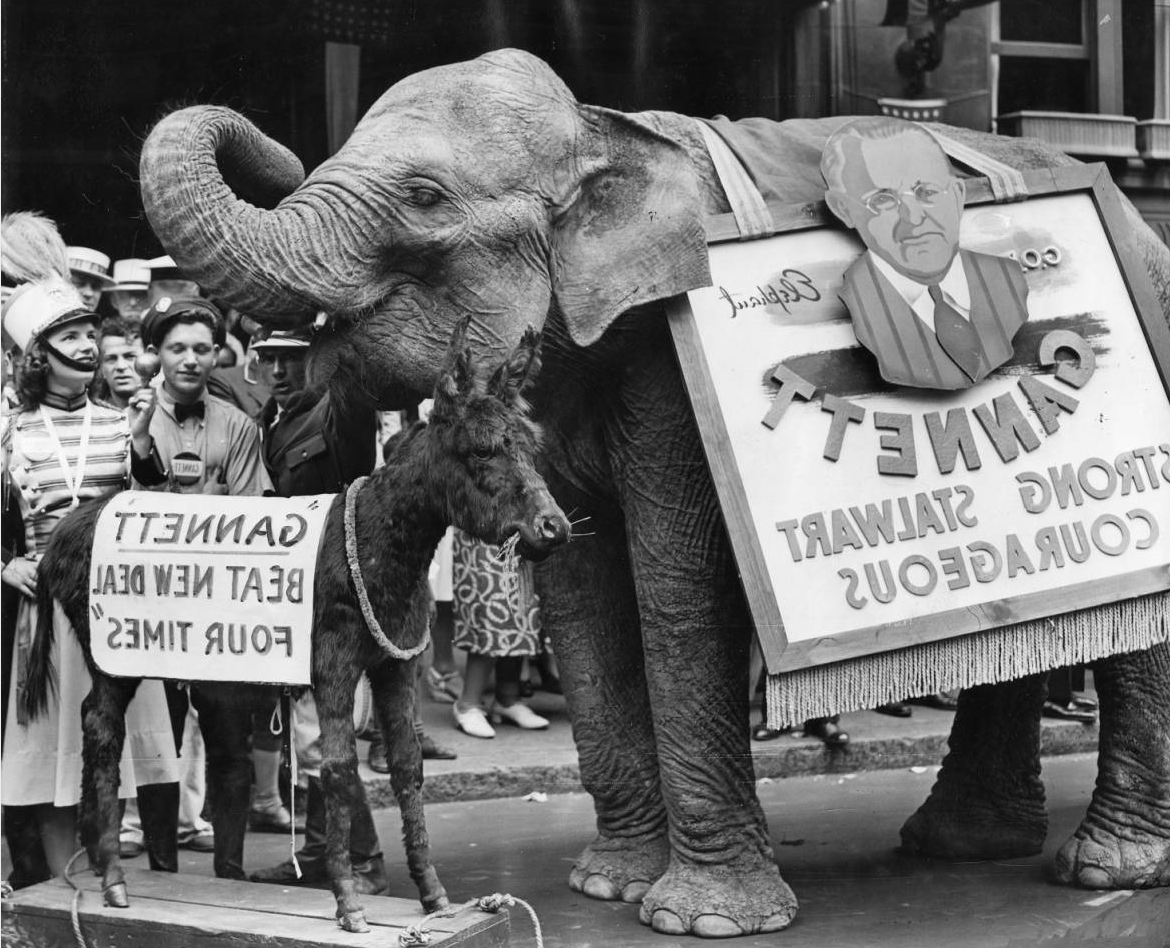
[
  {"x1": 919, "y1": 126, "x2": 1029, "y2": 202},
  {"x1": 695, "y1": 120, "x2": 774, "y2": 240}
]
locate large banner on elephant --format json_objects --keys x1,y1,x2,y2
[
  {"x1": 89, "y1": 491, "x2": 335, "y2": 685},
  {"x1": 669, "y1": 164, "x2": 1170, "y2": 677}
]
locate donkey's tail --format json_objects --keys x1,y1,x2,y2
[{"x1": 20, "y1": 570, "x2": 58, "y2": 720}]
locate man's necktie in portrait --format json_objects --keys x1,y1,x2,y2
[{"x1": 822, "y1": 116, "x2": 1029, "y2": 391}]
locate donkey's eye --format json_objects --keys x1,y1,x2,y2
[{"x1": 472, "y1": 446, "x2": 494, "y2": 461}]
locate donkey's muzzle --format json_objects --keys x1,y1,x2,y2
[{"x1": 513, "y1": 508, "x2": 571, "y2": 560}]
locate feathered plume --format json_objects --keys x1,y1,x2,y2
[{"x1": 1, "y1": 211, "x2": 70, "y2": 285}]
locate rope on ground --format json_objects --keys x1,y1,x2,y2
[
  {"x1": 398, "y1": 892, "x2": 543, "y2": 948},
  {"x1": 61, "y1": 848, "x2": 90, "y2": 948}
]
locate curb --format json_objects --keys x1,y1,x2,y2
[{"x1": 361, "y1": 719, "x2": 1101, "y2": 807}]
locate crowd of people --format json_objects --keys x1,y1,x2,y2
[{"x1": 0, "y1": 211, "x2": 558, "y2": 893}]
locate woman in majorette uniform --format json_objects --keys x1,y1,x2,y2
[{"x1": 1, "y1": 278, "x2": 179, "y2": 887}]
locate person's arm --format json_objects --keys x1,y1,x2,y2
[
  {"x1": 126, "y1": 388, "x2": 169, "y2": 488},
  {"x1": 223, "y1": 414, "x2": 275, "y2": 497}
]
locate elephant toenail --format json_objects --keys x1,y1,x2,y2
[
  {"x1": 648, "y1": 908, "x2": 688, "y2": 935},
  {"x1": 761, "y1": 909, "x2": 798, "y2": 932},
  {"x1": 621, "y1": 880, "x2": 652, "y2": 903},
  {"x1": 581, "y1": 873, "x2": 620, "y2": 900},
  {"x1": 692, "y1": 914, "x2": 746, "y2": 937}
]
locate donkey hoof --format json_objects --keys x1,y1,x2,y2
[
  {"x1": 337, "y1": 909, "x2": 370, "y2": 933},
  {"x1": 102, "y1": 882, "x2": 130, "y2": 908}
]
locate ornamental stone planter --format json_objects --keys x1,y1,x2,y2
[
  {"x1": 997, "y1": 111, "x2": 1138, "y2": 159},
  {"x1": 877, "y1": 96, "x2": 948, "y2": 122},
  {"x1": 1136, "y1": 120, "x2": 1170, "y2": 161}
]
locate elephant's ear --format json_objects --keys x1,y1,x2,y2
[{"x1": 550, "y1": 106, "x2": 711, "y2": 347}]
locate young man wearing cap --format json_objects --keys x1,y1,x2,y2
[
  {"x1": 137, "y1": 294, "x2": 285, "y2": 879},
  {"x1": 66, "y1": 247, "x2": 115, "y2": 313}
]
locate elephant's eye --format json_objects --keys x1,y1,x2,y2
[{"x1": 405, "y1": 187, "x2": 443, "y2": 208}]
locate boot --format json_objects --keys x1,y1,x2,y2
[
  {"x1": 249, "y1": 776, "x2": 327, "y2": 885},
  {"x1": 3, "y1": 805, "x2": 51, "y2": 890},
  {"x1": 137, "y1": 782, "x2": 180, "y2": 873}
]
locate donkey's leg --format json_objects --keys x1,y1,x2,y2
[
  {"x1": 316, "y1": 659, "x2": 370, "y2": 932},
  {"x1": 80, "y1": 674, "x2": 141, "y2": 908},
  {"x1": 368, "y1": 656, "x2": 448, "y2": 912}
]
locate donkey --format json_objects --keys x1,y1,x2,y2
[{"x1": 22, "y1": 324, "x2": 571, "y2": 932}]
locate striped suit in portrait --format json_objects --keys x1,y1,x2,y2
[{"x1": 838, "y1": 249, "x2": 1030, "y2": 390}]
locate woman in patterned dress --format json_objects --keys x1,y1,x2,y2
[
  {"x1": 1, "y1": 278, "x2": 179, "y2": 885},
  {"x1": 450, "y1": 527, "x2": 550, "y2": 738}
]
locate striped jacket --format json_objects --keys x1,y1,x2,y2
[{"x1": 839, "y1": 249, "x2": 1030, "y2": 391}]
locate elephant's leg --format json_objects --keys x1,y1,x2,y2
[
  {"x1": 536, "y1": 486, "x2": 670, "y2": 904},
  {"x1": 316, "y1": 658, "x2": 369, "y2": 932},
  {"x1": 1056, "y1": 641, "x2": 1170, "y2": 888},
  {"x1": 80, "y1": 675, "x2": 140, "y2": 908},
  {"x1": 901, "y1": 675, "x2": 1048, "y2": 859},
  {"x1": 612, "y1": 339, "x2": 797, "y2": 937},
  {"x1": 367, "y1": 656, "x2": 448, "y2": 911}
]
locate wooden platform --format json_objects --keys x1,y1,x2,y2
[{"x1": 1, "y1": 868, "x2": 510, "y2": 947}]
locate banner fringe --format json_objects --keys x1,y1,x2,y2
[{"x1": 766, "y1": 592, "x2": 1169, "y2": 728}]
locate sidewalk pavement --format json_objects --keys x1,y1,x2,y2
[{"x1": 360, "y1": 682, "x2": 1101, "y2": 808}]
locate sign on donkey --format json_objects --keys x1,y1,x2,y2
[
  {"x1": 669, "y1": 126, "x2": 1170, "y2": 724},
  {"x1": 90, "y1": 491, "x2": 335, "y2": 685}
]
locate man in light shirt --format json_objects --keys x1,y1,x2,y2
[{"x1": 823, "y1": 117, "x2": 1029, "y2": 390}]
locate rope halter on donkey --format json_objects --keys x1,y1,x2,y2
[{"x1": 345, "y1": 476, "x2": 432, "y2": 659}]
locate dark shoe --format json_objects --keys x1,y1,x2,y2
[
  {"x1": 908, "y1": 690, "x2": 960, "y2": 711},
  {"x1": 352, "y1": 856, "x2": 389, "y2": 896},
  {"x1": 875, "y1": 702, "x2": 912, "y2": 718},
  {"x1": 1042, "y1": 700, "x2": 1097, "y2": 724},
  {"x1": 249, "y1": 856, "x2": 327, "y2": 885},
  {"x1": 752, "y1": 723, "x2": 784, "y2": 742},
  {"x1": 804, "y1": 717, "x2": 849, "y2": 748},
  {"x1": 420, "y1": 733, "x2": 458, "y2": 760},
  {"x1": 367, "y1": 735, "x2": 390, "y2": 774}
]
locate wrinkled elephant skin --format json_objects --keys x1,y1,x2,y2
[{"x1": 139, "y1": 49, "x2": 1170, "y2": 936}]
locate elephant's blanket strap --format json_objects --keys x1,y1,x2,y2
[
  {"x1": 695, "y1": 120, "x2": 774, "y2": 240},
  {"x1": 344, "y1": 477, "x2": 431, "y2": 660},
  {"x1": 921, "y1": 126, "x2": 1029, "y2": 202}
]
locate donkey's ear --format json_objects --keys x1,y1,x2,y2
[
  {"x1": 488, "y1": 327, "x2": 542, "y2": 402},
  {"x1": 550, "y1": 106, "x2": 711, "y2": 347},
  {"x1": 435, "y1": 319, "x2": 475, "y2": 405}
]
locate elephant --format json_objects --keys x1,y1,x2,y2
[{"x1": 138, "y1": 49, "x2": 1170, "y2": 937}]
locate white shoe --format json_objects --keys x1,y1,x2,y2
[
  {"x1": 491, "y1": 701, "x2": 549, "y2": 730},
  {"x1": 453, "y1": 703, "x2": 496, "y2": 739}
]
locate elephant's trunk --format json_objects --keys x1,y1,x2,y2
[{"x1": 140, "y1": 107, "x2": 339, "y2": 326}]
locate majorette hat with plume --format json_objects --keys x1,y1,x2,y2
[{"x1": 1, "y1": 211, "x2": 71, "y2": 286}]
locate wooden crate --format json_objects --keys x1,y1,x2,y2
[{"x1": 1, "y1": 869, "x2": 510, "y2": 948}]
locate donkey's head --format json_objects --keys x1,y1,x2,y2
[{"x1": 423, "y1": 322, "x2": 570, "y2": 558}]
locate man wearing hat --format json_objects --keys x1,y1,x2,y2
[
  {"x1": 136, "y1": 293, "x2": 283, "y2": 879},
  {"x1": 66, "y1": 247, "x2": 116, "y2": 313},
  {"x1": 108, "y1": 259, "x2": 152, "y2": 323}
]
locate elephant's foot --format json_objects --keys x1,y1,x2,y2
[
  {"x1": 636, "y1": 860, "x2": 797, "y2": 938},
  {"x1": 900, "y1": 783, "x2": 1047, "y2": 860},
  {"x1": 568, "y1": 833, "x2": 670, "y2": 903},
  {"x1": 1054, "y1": 821, "x2": 1170, "y2": 890}
]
